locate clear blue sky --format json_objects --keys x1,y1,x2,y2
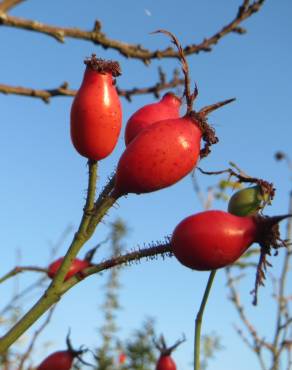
[{"x1": 0, "y1": 1, "x2": 292, "y2": 369}]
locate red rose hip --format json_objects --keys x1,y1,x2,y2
[
  {"x1": 171, "y1": 210, "x2": 257, "y2": 270},
  {"x1": 70, "y1": 55, "x2": 122, "y2": 160},
  {"x1": 37, "y1": 334, "x2": 87, "y2": 370},
  {"x1": 113, "y1": 115, "x2": 202, "y2": 196},
  {"x1": 125, "y1": 92, "x2": 181, "y2": 145},
  {"x1": 171, "y1": 210, "x2": 289, "y2": 271},
  {"x1": 37, "y1": 350, "x2": 75, "y2": 370},
  {"x1": 48, "y1": 257, "x2": 90, "y2": 281}
]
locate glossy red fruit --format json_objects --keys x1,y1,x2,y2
[
  {"x1": 171, "y1": 210, "x2": 260, "y2": 270},
  {"x1": 70, "y1": 55, "x2": 122, "y2": 160},
  {"x1": 113, "y1": 116, "x2": 202, "y2": 196},
  {"x1": 125, "y1": 93, "x2": 181, "y2": 145},
  {"x1": 37, "y1": 350, "x2": 74, "y2": 370},
  {"x1": 48, "y1": 258, "x2": 90, "y2": 281},
  {"x1": 156, "y1": 355, "x2": 176, "y2": 370}
]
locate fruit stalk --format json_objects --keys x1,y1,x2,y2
[{"x1": 194, "y1": 270, "x2": 217, "y2": 370}]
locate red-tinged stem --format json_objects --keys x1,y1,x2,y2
[
  {"x1": 153, "y1": 29, "x2": 195, "y2": 114},
  {"x1": 197, "y1": 98, "x2": 236, "y2": 118}
]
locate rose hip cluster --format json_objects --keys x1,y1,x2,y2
[
  {"x1": 38, "y1": 33, "x2": 288, "y2": 369},
  {"x1": 70, "y1": 54, "x2": 205, "y2": 197},
  {"x1": 68, "y1": 51, "x2": 289, "y2": 297}
]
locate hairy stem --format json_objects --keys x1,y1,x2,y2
[
  {"x1": 48, "y1": 160, "x2": 98, "y2": 288},
  {"x1": 60, "y1": 243, "x2": 172, "y2": 294},
  {"x1": 0, "y1": 243, "x2": 171, "y2": 353}
]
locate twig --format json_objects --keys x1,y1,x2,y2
[
  {"x1": 233, "y1": 323, "x2": 269, "y2": 370},
  {"x1": 0, "y1": 1, "x2": 266, "y2": 62},
  {"x1": 0, "y1": 0, "x2": 25, "y2": 13},
  {"x1": 0, "y1": 266, "x2": 47, "y2": 284},
  {"x1": 153, "y1": 29, "x2": 196, "y2": 114},
  {"x1": 226, "y1": 269, "x2": 273, "y2": 356},
  {"x1": 117, "y1": 68, "x2": 184, "y2": 102},
  {"x1": 233, "y1": 324, "x2": 254, "y2": 351},
  {"x1": 271, "y1": 191, "x2": 292, "y2": 370},
  {"x1": 0, "y1": 69, "x2": 183, "y2": 103},
  {"x1": 198, "y1": 162, "x2": 275, "y2": 202},
  {"x1": 17, "y1": 306, "x2": 56, "y2": 370},
  {"x1": 0, "y1": 226, "x2": 72, "y2": 317},
  {"x1": 0, "y1": 277, "x2": 47, "y2": 316}
]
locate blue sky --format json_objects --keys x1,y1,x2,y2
[{"x1": 0, "y1": 1, "x2": 292, "y2": 369}]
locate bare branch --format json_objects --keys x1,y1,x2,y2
[
  {"x1": 226, "y1": 269, "x2": 273, "y2": 356},
  {"x1": 198, "y1": 162, "x2": 275, "y2": 201},
  {"x1": 0, "y1": 0, "x2": 25, "y2": 13},
  {"x1": 0, "y1": 82, "x2": 75, "y2": 103},
  {"x1": 233, "y1": 324, "x2": 254, "y2": 351},
  {"x1": 0, "y1": 1, "x2": 266, "y2": 62},
  {"x1": 0, "y1": 226, "x2": 72, "y2": 316},
  {"x1": 153, "y1": 29, "x2": 195, "y2": 113},
  {"x1": 0, "y1": 277, "x2": 47, "y2": 316},
  {"x1": 271, "y1": 191, "x2": 292, "y2": 368},
  {"x1": 0, "y1": 69, "x2": 183, "y2": 103},
  {"x1": 117, "y1": 68, "x2": 184, "y2": 102},
  {"x1": 0, "y1": 266, "x2": 47, "y2": 284}
]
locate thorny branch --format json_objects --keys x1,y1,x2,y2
[
  {"x1": 0, "y1": 1, "x2": 266, "y2": 62},
  {"x1": 62, "y1": 242, "x2": 172, "y2": 291},
  {"x1": 0, "y1": 69, "x2": 184, "y2": 103},
  {"x1": 0, "y1": 243, "x2": 172, "y2": 288}
]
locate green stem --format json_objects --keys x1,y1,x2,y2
[
  {"x1": 0, "y1": 290, "x2": 59, "y2": 354},
  {"x1": 194, "y1": 270, "x2": 217, "y2": 370},
  {"x1": 0, "y1": 161, "x2": 119, "y2": 354},
  {"x1": 49, "y1": 160, "x2": 98, "y2": 288}
]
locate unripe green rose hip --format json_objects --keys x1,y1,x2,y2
[{"x1": 228, "y1": 185, "x2": 269, "y2": 216}]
